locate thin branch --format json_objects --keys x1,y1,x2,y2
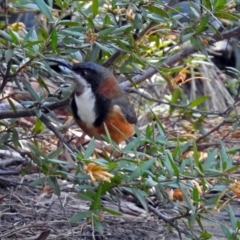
[
  {"x1": 0, "y1": 59, "x2": 13, "y2": 92},
  {"x1": 148, "y1": 204, "x2": 191, "y2": 239},
  {"x1": 0, "y1": 97, "x2": 70, "y2": 119},
  {"x1": 0, "y1": 224, "x2": 57, "y2": 238},
  {"x1": 39, "y1": 113, "x2": 75, "y2": 152},
  {"x1": 196, "y1": 120, "x2": 227, "y2": 143},
  {"x1": 125, "y1": 87, "x2": 227, "y2": 116}
]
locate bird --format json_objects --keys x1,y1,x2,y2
[{"x1": 45, "y1": 58, "x2": 137, "y2": 144}]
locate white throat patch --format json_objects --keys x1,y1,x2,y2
[{"x1": 73, "y1": 73, "x2": 97, "y2": 126}]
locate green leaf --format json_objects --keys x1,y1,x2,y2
[
  {"x1": 22, "y1": 79, "x2": 40, "y2": 101},
  {"x1": 169, "y1": 89, "x2": 180, "y2": 114},
  {"x1": 48, "y1": 176, "x2": 61, "y2": 196},
  {"x1": 181, "y1": 188, "x2": 194, "y2": 212},
  {"x1": 0, "y1": 30, "x2": 12, "y2": 41},
  {"x1": 188, "y1": 96, "x2": 209, "y2": 108},
  {"x1": 132, "y1": 188, "x2": 148, "y2": 212},
  {"x1": 98, "y1": 27, "x2": 117, "y2": 36},
  {"x1": 29, "y1": 177, "x2": 46, "y2": 186},
  {"x1": 192, "y1": 187, "x2": 199, "y2": 203},
  {"x1": 70, "y1": 211, "x2": 92, "y2": 223},
  {"x1": 94, "y1": 217, "x2": 103, "y2": 234},
  {"x1": 112, "y1": 24, "x2": 132, "y2": 34},
  {"x1": 182, "y1": 33, "x2": 194, "y2": 43},
  {"x1": 36, "y1": 109, "x2": 43, "y2": 118},
  {"x1": 84, "y1": 138, "x2": 95, "y2": 158},
  {"x1": 5, "y1": 49, "x2": 14, "y2": 63},
  {"x1": 167, "y1": 150, "x2": 179, "y2": 176},
  {"x1": 237, "y1": 220, "x2": 240, "y2": 229},
  {"x1": 145, "y1": 124, "x2": 154, "y2": 139},
  {"x1": 101, "y1": 207, "x2": 122, "y2": 216},
  {"x1": 48, "y1": 146, "x2": 63, "y2": 159},
  {"x1": 203, "y1": 0, "x2": 213, "y2": 10},
  {"x1": 28, "y1": 143, "x2": 47, "y2": 158},
  {"x1": 51, "y1": 27, "x2": 58, "y2": 51},
  {"x1": 193, "y1": 142, "x2": 203, "y2": 171},
  {"x1": 227, "y1": 204, "x2": 237, "y2": 229},
  {"x1": 95, "y1": 42, "x2": 111, "y2": 53},
  {"x1": 32, "y1": 118, "x2": 45, "y2": 134},
  {"x1": 199, "y1": 230, "x2": 212, "y2": 239},
  {"x1": 133, "y1": 13, "x2": 143, "y2": 29},
  {"x1": 0, "y1": 132, "x2": 10, "y2": 144},
  {"x1": 8, "y1": 30, "x2": 20, "y2": 43},
  {"x1": 12, "y1": 129, "x2": 19, "y2": 149},
  {"x1": 146, "y1": 6, "x2": 170, "y2": 18},
  {"x1": 129, "y1": 159, "x2": 155, "y2": 181},
  {"x1": 37, "y1": 76, "x2": 50, "y2": 93},
  {"x1": 190, "y1": 36, "x2": 208, "y2": 56},
  {"x1": 35, "y1": 0, "x2": 53, "y2": 21},
  {"x1": 90, "y1": 185, "x2": 102, "y2": 211},
  {"x1": 195, "y1": 15, "x2": 210, "y2": 34},
  {"x1": 215, "y1": 12, "x2": 238, "y2": 21},
  {"x1": 213, "y1": 0, "x2": 226, "y2": 10},
  {"x1": 92, "y1": 0, "x2": 99, "y2": 16},
  {"x1": 7, "y1": 98, "x2": 17, "y2": 112},
  {"x1": 58, "y1": 21, "x2": 80, "y2": 27},
  {"x1": 88, "y1": 43, "x2": 101, "y2": 62},
  {"x1": 221, "y1": 224, "x2": 234, "y2": 239}
]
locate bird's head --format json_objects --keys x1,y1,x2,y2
[{"x1": 45, "y1": 58, "x2": 121, "y2": 98}]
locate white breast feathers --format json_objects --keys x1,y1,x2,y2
[{"x1": 74, "y1": 86, "x2": 97, "y2": 126}]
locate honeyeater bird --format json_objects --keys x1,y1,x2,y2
[{"x1": 46, "y1": 58, "x2": 137, "y2": 144}]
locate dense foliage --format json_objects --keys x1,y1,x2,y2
[{"x1": 1, "y1": 0, "x2": 240, "y2": 239}]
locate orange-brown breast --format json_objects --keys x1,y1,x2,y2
[{"x1": 74, "y1": 105, "x2": 135, "y2": 144}]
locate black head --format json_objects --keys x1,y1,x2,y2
[
  {"x1": 71, "y1": 62, "x2": 113, "y2": 93},
  {"x1": 45, "y1": 58, "x2": 113, "y2": 93}
]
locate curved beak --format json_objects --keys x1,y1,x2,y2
[
  {"x1": 45, "y1": 58, "x2": 73, "y2": 74},
  {"x1": 45, "y1": 58, "x2": 89, "y2": 93}
]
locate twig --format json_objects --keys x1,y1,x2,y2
[
  {"x1": 147, "y1": 204, "x2": 192, "y2": 239},
  {"x1": 0, "y1": 59, "x2": 12, "y2": 92},
  {"x1": 196, "y1": 120, "x2": 227, "y2": 143},
  {"x1": 57, "y1": 195, "x2": 74, "y2": 237},
  {"x1": 0, "y1": 170, "x2": 21, "y2": 175},
  {"x1": 0, "y1": 224, "x2": 57, "y2": 238},
  {"x1": 125, "y1": 87, "x2": 226, "y2": 116},
  {"x1": 0, "y1": 97, "x2": 70, "y2": 119},
  {"x1": 39, "y1": 113, "x2": 75, "y2": 152}
]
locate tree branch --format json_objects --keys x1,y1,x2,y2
[
  {"x1": 120, "y1": 26, "x2": 240, "y2": 89},
  {"x1": 39, "y1": 113, "x2": 75, "y2": 152},
  {"x1": 0, "y1": 97, "x2": 70, "y2": 119}
]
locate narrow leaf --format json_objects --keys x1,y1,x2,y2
[
  {"x1": 70, "y1": 211, "x2": 92, "y2": 222},
  {"x1": 129, "y1": 159, "x2": 155, "y2": 181},
  {"x1": 51, "y1": 27, "x2": 58, "y2": 51},
  {"x1": 35, "y1": 0, "x2": 53, "y2": 21},
  {"x1": 188, "y1": 96, "x2": 209, "y2": 108},
  {"x1": 92, "y1": 0, "x2": 99, "y2": 15}
]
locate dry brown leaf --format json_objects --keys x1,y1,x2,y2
[
  {"x1": 41, "y1": 185, "x2": 53, "y2": 194},
  {"x1": 8, "y1": 22, "x2": 26, "y2": 34},
  {"x1": 173, "y1": 189, "x2": 184, "y2": 201},
  {"x1": 168, "y1": 188, "x2": 184, "y2": 201},
  {"x1": 230, "y1": 180, "x2": 240, "y2": 198}
]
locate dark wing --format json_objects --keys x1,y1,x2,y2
[{"x1": 112, "y1": 97, "x2": 137, "y2": 124}]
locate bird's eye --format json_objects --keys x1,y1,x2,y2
[{"x1": 81, "y1": 70, "x2": 88, "y2": 77}]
